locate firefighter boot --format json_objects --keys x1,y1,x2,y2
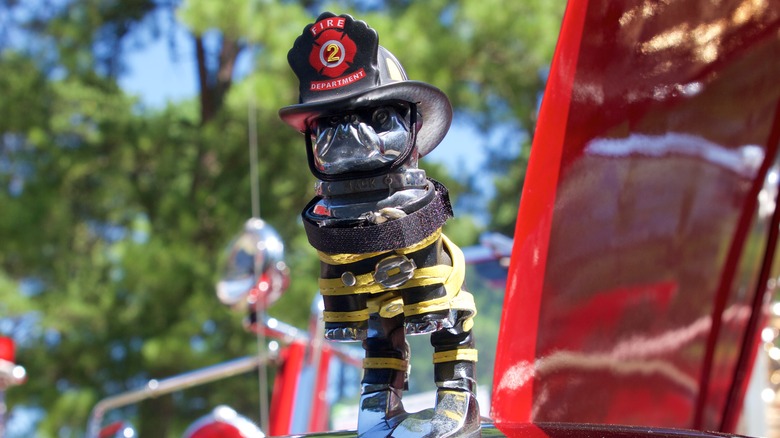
[
  {"x1": 389, "y1": 360, "x2": 480, "y2": 438},
  {"x1": 391, "y1": 317, "x2": 480, "y2": 438},
  {"x1": 357, "y1": 314, "x2": 410, "y2": 437}
]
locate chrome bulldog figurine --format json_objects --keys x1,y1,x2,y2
[{"x1": 280, "y1": 12, "x2": 480, "y2": 437}]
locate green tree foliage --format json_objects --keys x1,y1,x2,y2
[
  {"x1": 0, "y1": 0, "x2": 564, "y2": 435},
  {"x1": 349, "y1": 0, "x2": 564, "y2": 234}
]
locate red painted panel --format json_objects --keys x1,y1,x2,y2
[
  {"x1": 492, "y1": 0, "x2": 780, "y2": 431},
  {"x1": 308, "y1": 348, "x2": 333, "y2": 432},
  {"x1": 491, "y1": 0, "x2": 590, "y2": 423},
  {"x1": 269, "y1": 341, "x2": 306, "y2": 436}
]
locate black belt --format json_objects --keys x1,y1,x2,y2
[{"x1": 302, "y1": 179, "x2": 453, "y2": 254}]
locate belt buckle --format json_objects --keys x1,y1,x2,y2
[{"x1": 374, "y1": 255, "x2": 416, "y2": 288}]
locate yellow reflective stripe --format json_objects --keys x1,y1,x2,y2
[
  {"x1": 319, "y1": 271, "x2": 376, "y2": 294},
  {"x1": 377, "y1": 297, "x2": 404, "y2": 318},
  {"x1": 403, "y1": 235, "x2": 465, "y2": 315},
  {"x1": 450, "y1": 290, "x2": 477, "y2": 317},
  {"x1": 363, "y1": 357, "x2": 408, "y2": 371},
  {"x1": 366, "y1": 292, "x2": 397, "y2": 314},
  {"x1": 317, "y1": 228, "x2": 442, "y2": 265},
  {"x1": 318, "y1": 250, "x2": 385, "y2": 266},
  {"x1": 323, "y1": 309, "x2": 369, "y2": 322},
  {"x1": 404, "y1": 289, "x2": 477, "y2": 317},
  {"x1": 432, "y1": 348, "x2": 478, "y2": 364},
  {"x1": 319, "y1": 264, "x2": 451, "y2": 296},
  {"x1": 319, "y1": 234, "x2": 469, "y2": 318},
  {"x1": 462, "y1": 316, "x2": 474, "y2": 332}
]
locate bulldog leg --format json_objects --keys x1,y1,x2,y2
[
  {"x1": 358, "y1": 313, "x2": 410, "y2": 437},
  {"x1": 391, "y1": 314, "x2": 480, "y2": 438}
]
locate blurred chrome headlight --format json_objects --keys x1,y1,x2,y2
[{"x1": 216, "y1": 218, "x2": 289, "y2": 309}]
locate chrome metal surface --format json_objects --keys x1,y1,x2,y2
[
  {"x1": 311, "y1": 106, "x2": 411, "y2": 175},
  {"x1": 311, "y1": 187, "x2": 429, "y2": 219},
  {"x1": 315, "y1": 169, "x2": 428, "y2": 197},
  {"x1": 324, "y1": 326, "x2": 368, "y2": 342},
  {"x1": 391, "y1": 389, "x2": 481, "y2": 438},
  {"x1": 86, "y1": 355, "x2": 270, "y2": 438},
  {"x1": 374, "y1": 255, "x2": 416, "y2": 288},
  {"x1": 217, "y1": 218, "x2": 288, "y2": 309},
  {"x1": 342, "y1": 271, "x2": 358, "y2": 287},
  {"x1": 357, "y1": 386, "x2": 408, "y2": 437}
]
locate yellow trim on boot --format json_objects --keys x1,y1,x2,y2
[
  {"x1": 323, "y1": 309, "x2": 370, "y2": 323},
  {"x1": 363, "y1": 357, "x2": 409, "y2": 371},
  {"x1": 432, "y1": 348, "x2": 479, "y2": 364}
]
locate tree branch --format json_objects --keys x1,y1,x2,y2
[{"x1": 194, "y1": 35, "x2": 212, "y2": 125}]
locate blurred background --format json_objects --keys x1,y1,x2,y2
[{"x1": 0, "y1": 0, "x2": 567, "y2": 436}]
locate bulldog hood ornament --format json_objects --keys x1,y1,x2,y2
[{"x1": 280, "y1": 12, "x2": 481, "y2": 438}]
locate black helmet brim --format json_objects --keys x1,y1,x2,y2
[{"x1": 279, "y1": 80, "x2": 452, "y2": 158}]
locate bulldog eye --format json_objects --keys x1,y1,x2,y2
[{"x1": 372, "y1": 107, "x2": 390, "y2": 127}]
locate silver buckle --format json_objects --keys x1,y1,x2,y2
[{"x1": 374, "y1": 255, "x2": 416, "y2": 288}]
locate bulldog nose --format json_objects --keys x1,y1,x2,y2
[
  {"x1": 335, "y1": 123, "x2": 351, "y2": 138},
  {"x1": 332, "y1": 114, "x2": 359, "y2": 125},
  {"x1": 334, "y1": 121, "x2": 361, "y2": 144}
]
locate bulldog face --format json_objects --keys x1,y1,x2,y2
[{"x1": 309, "y1": 103, "x2": 415, "y2": 175}]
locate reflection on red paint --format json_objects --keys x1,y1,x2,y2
[{"x1": 493, "y1": 0, "x2": 780, "y2": 431}]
